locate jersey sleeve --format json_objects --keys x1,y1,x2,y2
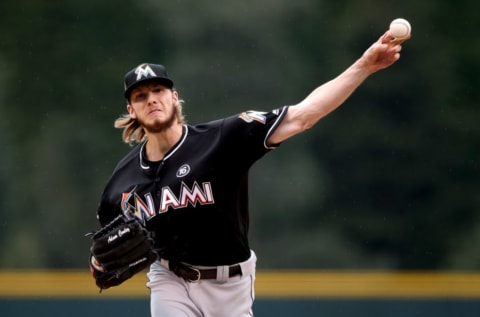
[{"x1": 219, "y1": 106, "x2": 289, "y2": 166}]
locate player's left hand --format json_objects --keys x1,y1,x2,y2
[{"x1": 86, "y1": 212, "x2": 158, "y2": 291}]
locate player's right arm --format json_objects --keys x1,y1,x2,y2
[{"x1": 267, "y1": 31, "x2": 409, "y2": 146}]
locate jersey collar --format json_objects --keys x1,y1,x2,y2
[{"x1": 139, "y1": 125, "x2": 189, "y2": 171}]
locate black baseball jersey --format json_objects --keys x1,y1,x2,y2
[{"x1": 97, "y1": 106, "x2": 289, "y2": 266}]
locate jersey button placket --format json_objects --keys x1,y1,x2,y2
[{"x1": 154, "y1": 161, "x2": 164, "y2": 196}]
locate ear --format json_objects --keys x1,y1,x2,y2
[
  {"x1": 172, "y1": 90, "x2": 179, "y2": 102},
  {"x1": 127, "y1": 104, "x2": 137, "y2": 119}
]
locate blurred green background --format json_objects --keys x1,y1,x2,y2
[{"x1": 0, "y1": 0, "x2": 479, "y2": 271}]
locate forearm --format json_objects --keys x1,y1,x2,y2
[
  {"x1": 295, "y1": 59, "x2": 373, "y2": 128},
  {"x1": 268, "y1": 31, "x2": 406, "y2": 144},
  {"x1": 268, "y1": 59, "x2": 374, "y2": 144}
]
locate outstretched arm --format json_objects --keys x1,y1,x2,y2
[{"x1": 268, "y1": 30, "x2": 411, "y2": 145}]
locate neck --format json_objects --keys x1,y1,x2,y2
[{"x1": 144, "y1": 123, "x2": 183, "y2": 161}]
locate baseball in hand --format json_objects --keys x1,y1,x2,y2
[{"x1": 389, "y1": 18, "x2": 411, "y2": 38}]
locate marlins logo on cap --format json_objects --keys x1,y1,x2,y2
[{"x1": 123, "y1": 63, "x2": 174, "y2": 99}]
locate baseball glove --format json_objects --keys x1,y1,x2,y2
[{"x1": 86, "y1": 212, "x2": 157, "y2": 291}]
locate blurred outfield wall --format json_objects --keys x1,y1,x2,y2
[{"x1": 1, "y1": 271, "x2": 480, "y2": 317}]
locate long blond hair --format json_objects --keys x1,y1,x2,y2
[{"x1": 114, "y1": 96, "x2": 186, "y2": 145}]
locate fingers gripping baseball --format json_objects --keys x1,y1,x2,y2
[{"x1": 361, "y1": 30, "x2": 410, "y2": 73}]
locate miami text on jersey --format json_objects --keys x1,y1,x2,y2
[{"x1": 121, "y1": 181, "x2": 215, "y2": 223}]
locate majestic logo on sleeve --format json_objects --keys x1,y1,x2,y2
[
  {"x1": 121, "y1": 181, "x2": 215, "y2": 223},
  {"x1": 135, "y1": 64, "x2": 157, "y2": 80},
  {"x1": 239, "y1": 111, "x2": 267, "y2": 124}
]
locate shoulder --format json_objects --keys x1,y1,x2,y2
[
  {"x1": 187, "y1": 118, "x2": 225, "y2": 135},
  {"x1": 188, "y1": 107, "x2": 288, "y2": 132}
]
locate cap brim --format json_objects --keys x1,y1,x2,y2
[{"x1": 124, "y1": 77, "x2": 174, "y2": 99}]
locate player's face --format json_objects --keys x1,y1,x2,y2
[{"x1": 127, "y1": 82, "x2": 179, "y2": 133}]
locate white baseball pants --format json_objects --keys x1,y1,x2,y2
[{"x1": 147, "y1": 250, "x2": 257, "y2": 317}]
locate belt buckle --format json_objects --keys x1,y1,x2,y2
[{"x1": 188, "y1": 267, "x2": 201, "y2": 283}]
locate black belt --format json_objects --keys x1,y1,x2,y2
[{"x1": 168, "y1": 261, "x2": 242, "y2": 282}]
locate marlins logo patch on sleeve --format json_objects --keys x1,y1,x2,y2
[{"x1": 238, "y1": 111, "x2": 267, "y2": 124}]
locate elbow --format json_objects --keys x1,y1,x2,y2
[
  {"x1": 284, "y1": 104, "x2": 321, "y2": 137},
  {"x1": 295, "y1": 114, "x2": 317, "y2": 132},
  {"x1": 302, "y1": 120, "x2": 316, "y2": 131},
  {"x1": 289, "y1": 120, "x2": 314, "y2": 136},
  {"x1": 289, "y1": 103, "x2": 324, "y2": 133}
]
